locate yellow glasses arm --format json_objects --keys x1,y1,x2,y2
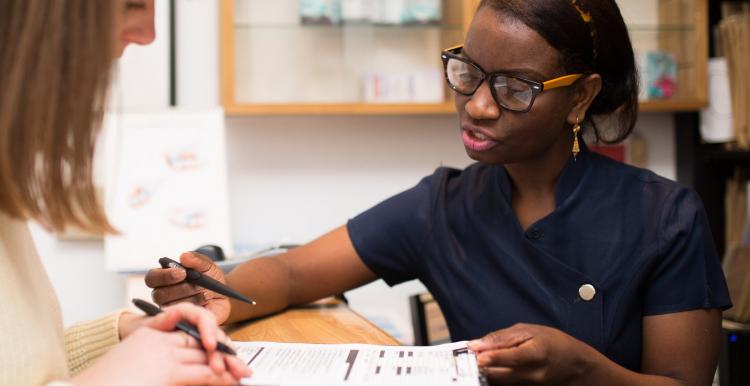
[
  {"x1": 443, "y1": 44, "x2": 464, "y2": 53},
  {"x1": 542, "y1": 74, "x2": 583, "y2": 91}
]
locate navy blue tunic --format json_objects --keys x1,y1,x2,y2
[{"x1": 347, "y1": 145, "x2": 731, "y2": 371}]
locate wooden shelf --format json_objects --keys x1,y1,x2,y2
[
  {"x1": 224, "y1": 102, "x2": 457, "y2": 116},
  {"x1": 223, "y1": 100, "x2": 708, "y2": 116},
  {"x1": 233, "y1": 23, "x2": 464, "y2": 30},
  {"x1": 703, "y1": 147, "x2": 750, "y2": 164},
  {"x1": 222, "y1": 0, "x2": 709, "y2": 116},
  {"x1": 639, "y1": 98, "x2": 708, "y2": 112}
]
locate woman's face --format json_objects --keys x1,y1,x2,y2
[
  {"x1": 114, "y1": 0, "x2": 156, "y2": 58},
  {"x1": 455, "y1": 7, "x2": 576, "y2": 165}
]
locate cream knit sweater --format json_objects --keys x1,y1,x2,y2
[{"x1": 0, "y1": 212, "x2": 122, "y2": 385}]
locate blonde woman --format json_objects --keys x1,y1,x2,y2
[{"x1": 0, "y1": 1, "x2": 250, "y2": 385}]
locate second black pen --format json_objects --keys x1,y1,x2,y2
[{"x1": 131, "y1": 298, "x2": 237, "y2": 356}]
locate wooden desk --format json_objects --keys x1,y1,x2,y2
[{"x1": 226, "y1": 301, "x2": 400, "y2": 345}]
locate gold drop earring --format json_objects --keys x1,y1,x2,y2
[{"x1": 572, "y1": 116, "x2": 581, "y2": 159}]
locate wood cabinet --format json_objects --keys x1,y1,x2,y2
[{"x1": 219, "y1": 0, "x2": 708, "y2": 115}]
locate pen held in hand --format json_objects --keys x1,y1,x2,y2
[
  {"x1": 131, "y1": 298, "x2": 237, "y2": 356},
  {"x1": 158, "y1": 257, "x2": 256, "y2": 305}
]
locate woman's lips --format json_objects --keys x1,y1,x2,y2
[{"x1": 461, "y1": 126, "x2": 499, "y2": 152}]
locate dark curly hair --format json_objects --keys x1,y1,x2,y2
[{"x1": 479, "y1": 0, "x2": 639, "y2": 144}]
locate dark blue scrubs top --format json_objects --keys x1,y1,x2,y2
[{"x1": 347, "y1": 144, "x2": 732, "y2": 371}]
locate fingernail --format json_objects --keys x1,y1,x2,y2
[{"x1": 468, "y1": 339, "x2": 482, "y2": 347}]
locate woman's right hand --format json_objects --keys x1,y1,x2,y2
[
  {"x1": 73, "y1": 327, "x2": 248, "y2": 386},
  {"x1": 145, "y1": 252, "x2": 231, "y2": 324}
]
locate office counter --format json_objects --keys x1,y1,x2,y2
[{"x1": 226, "y1": 299, "x2": 400, "y2": 345}]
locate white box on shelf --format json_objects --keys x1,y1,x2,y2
[
  {"x1": 341, "y1": 0, "x2": 370, "y2": 23},
  {"x1": 700, "y1": 57, "x2": 734, "y2": 143},
  {"x1": 300, "y1": 0, "x2": 342, "y2": 25},
  {"x1": 403, "y1": 0, "x2": 442, "y2": 24},
  {"x1": 363, "y1": 71, "x2": 412, "y2": 103},
  {"x1": 363, "y1": 69, "x2": 444, "y2": 103},
  {"x1": 371, "y1": 0, "x2": 407, "y2": 25}
]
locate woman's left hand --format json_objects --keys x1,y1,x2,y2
[
  {"x1": 118, "y1": 303, "x2": 250, "y2": 380},
  {"x1": 467, "y1": 323, "x2": 592, "y2": 385}
]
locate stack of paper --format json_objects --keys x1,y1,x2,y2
[{"x1": 236, "y1": 341, "x2": 485, "y2": 386}]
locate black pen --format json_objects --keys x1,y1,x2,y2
[
  {"x1": 132, "y1": 298, "x2": 237, "y2": 356},
  {"x1": 158, "y1": 257, "x2": 256, "y2": 305}
]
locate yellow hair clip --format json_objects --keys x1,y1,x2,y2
[
  {"x1": 570, "y1": 0, "x2": 598, "y2": 61},
  {"x1": 571, "y1": 1, "x2": 592, "y2": 23}
]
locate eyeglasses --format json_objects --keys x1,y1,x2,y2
[{"x1": 441, "y1": 45, "x2": 583, "y2": 113}]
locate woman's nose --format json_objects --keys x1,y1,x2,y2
[
  {"x1": 122, "y1": 18, "x2": 155, "y2": 46},
  {"x1": 464, "y1": 82, "x2": 501, "y2": 121},
  {"x1": 122, "y1": 0, "x2": 156, "y2": 47}
]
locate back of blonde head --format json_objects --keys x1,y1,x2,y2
[{"x1": 0, "y1": 0, "x2": 115, "y2": 233}]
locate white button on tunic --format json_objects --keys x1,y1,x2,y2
[{"x1": 579, "y1": 284, "x2": 596, "y2": 301}]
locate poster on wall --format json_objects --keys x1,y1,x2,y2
[{"x1": 103, "y1": 109, "x2": 232, "y2": 272}]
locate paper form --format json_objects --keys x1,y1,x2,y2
[{"x1": 236, "y1": 341, "x2": 485, "y2": 386}]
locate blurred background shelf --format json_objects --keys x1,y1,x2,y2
[
  {"x1": 702, "y1": 147, "x2": 750, "y2": 164},
  {"x1": 224, "y1": 102, "x2": 457, "y2": 116},
  {"x1": 628, "y1": 24, "x2": 696, "y2": 32},
  {"x1": 640, "y1": 98, "x2": 708, "y2": 112},
  {"x1": 233, "y1": 23, "x2": 464, "y2": 30},
  {"x1": 221, "y1": 0, "x2": 709, "y2": 115}
]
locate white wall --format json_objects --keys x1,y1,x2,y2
[
  {"x1": 37, "y1": 1, "x2": 678, "y2": 337},
  {"x1": 225, "y1": 115, "x2": 471, "y2": 248},
  {"x1": 31, "y1": 224, "x2": 127, "y2": 325}
]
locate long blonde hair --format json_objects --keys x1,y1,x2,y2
[{"x1": 0, "y1": 0, "x2": 115, "y2": 233}]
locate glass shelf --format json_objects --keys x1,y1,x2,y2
[
  {"x1": 629, "y1": 27, "x2": 700, "y2": 102},
  {"x1": 234, "y1": 23, "x2": 691, "y2": 32},
  {"x1": 234, "y1": 23, "x2": 463, "y2": 30},
  {"x1": 233, "y1": 26, "x2": 458, "y2": 105},
  {"x1": 230, "y1": 0, "x2": 464, "y2": 106},
  {"x1": 628, "y1": 24, "x2": 696, "y2": 32},
  {"x1": 222, "y1": 0, "x2": 708, "y2": 114}
]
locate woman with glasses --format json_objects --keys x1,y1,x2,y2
[{"x1": 148, "y1": 0, "x2": 730, "y2": 384}]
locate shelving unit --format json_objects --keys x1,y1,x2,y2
[
  {"x1": 626, "y1": 0, "x2": 708, "y2": 112},
  {"x1": 220, "y1": 0, "x2": 474, "y2": 115},
  {"x1": 675, "y1": 1, "x2": 745, "y2": 260},
  {"x1": 220, "y1": 0, "x2": 708, "y2": 115}
]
